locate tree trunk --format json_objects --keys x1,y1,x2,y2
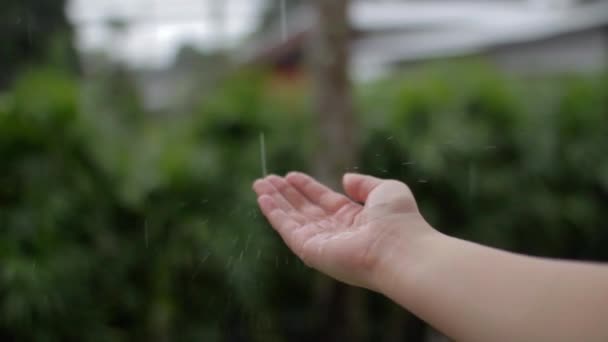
[
  {"x1": 309, "y1": 0, "x2": 363, "y2": 341},
  {"x1": 310, "y1": 0, "x2": 357, "y2": 188}
]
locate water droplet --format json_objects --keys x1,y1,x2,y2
[
  {"x1": 468, "y1": 163, "x2": 478, "y2": 199},
  {"x1": 260, "y1": 132, "x2": 268, "y2": 176},
  {"x1": 227, "y1": 256, "x2": 233, "y2": 269},
  {"x1": 418, "y1": 179, "x2": 428, "y2": 183},
  {"x1": 280, "y1": 0, "x2": 288, "y2": 41},
  {"x1": 144, "y1": 219, "x2": 149, "y2": 248},
  {"x1": 191, "y1": 252, "x2": 210, "y2": 280},
  {"x1": 201, "y1": 253, "x2": 210, "y2": 263},
  {"x1": 244, "y1": 233, "x2": 252, "y2": 253}
]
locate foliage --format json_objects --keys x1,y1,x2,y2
[
  {"x1": 359, "y1": 64, "x2": 608, "y2": 259},
  {"x1": 1, "y1": 62, "x2": 607, "y2": 341},
  {"x1": 0, "y1": 0, "x2": 78, "y2": 89}
]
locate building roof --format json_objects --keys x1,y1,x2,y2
[
  {"x1": 242, "y1": 0, "x2": 608, "y2": 79},
  {"x1": 352, "y1": 0, "x2": 608, "y2": 78}
]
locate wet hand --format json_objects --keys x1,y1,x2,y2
[{"x1": 253, "y1": 172, "x2": 433, "y2": 290}]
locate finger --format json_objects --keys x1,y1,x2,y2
[
  {"x1": 285, "y1": 172, "x2": 352, "y2": 213},
  {"x1": 253, "y1": 178, "x2": 292, "y2": 212},
  {"x1": 253, "y1": 178, "x2": 307, "y2": 223},
  {"x1": 344, "y1": 173, "x2": 417, "y2": 211},
  {"x1": 266, "y1": 175, "x2": 311, "y2": 210},
  {"x1": 266, "y1": 175, "x2": 325, "y2": 217},
  {"x1": 342, "y1": 173, "x2": 383, "y2": 203},
  {"x1": 257, "y1": 195, "x2": 301, "y2": 245}
]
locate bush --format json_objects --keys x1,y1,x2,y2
[{"x1": 1, "y1": 63, "x2": 607, "y2": 341}]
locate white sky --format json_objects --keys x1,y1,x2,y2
[{"x1": 68, "y1": 0, "x2": 268, "y2": 68}]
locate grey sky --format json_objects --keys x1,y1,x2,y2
[{"x1": 68, "y1": 0, "x2": 268, "y2": 68}]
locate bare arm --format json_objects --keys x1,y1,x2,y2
[
  {"x1": 378, "y1": 230, "x2": 608, "y2": 342},
  {"x1": 253, "y1": 172, "x2": 608, "y2": 342}
]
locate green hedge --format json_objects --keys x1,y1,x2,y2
[{"x1": 1, "y1": 64, "x2": 607, "y2": 341}]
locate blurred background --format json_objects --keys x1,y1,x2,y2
[{"x1": 1, "y1": 0, "x2": 608, "y2": 341}]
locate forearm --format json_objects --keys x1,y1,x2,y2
[{"x1": 375, "y1": 226, "x2": 608, "y2": 342}]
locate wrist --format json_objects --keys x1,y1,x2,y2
[{"x1": 370, "y1": 219, "x2": 448, "y2": 295}]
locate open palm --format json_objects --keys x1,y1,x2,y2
[{"x1": 253, "y1": 172, "x2": 430, "y2": 289}]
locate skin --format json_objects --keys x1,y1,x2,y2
[{"x1": 253, "y1": 172, "x2": 608, "y2": 342}]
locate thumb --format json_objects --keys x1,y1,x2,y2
[
  {"x1": 343, "y1": 173, "x2": 417, "y2": 211},
  {"x1": 342, "y1": 173, "x2": 383, "y2": 203}
]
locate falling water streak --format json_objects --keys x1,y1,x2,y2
[
  {"x1": 468, "y1": 163, "x2": 478, "y2": 200},
  {"x1": 280, "y1": 0, "x2": 288, "y2": 41},
  {"x1": 144, "y1": 219, "x2": 149, "y2": 248},
  {"x1": 227, "y1": 256, "x2": 234, "y2": 270},
  {"x1": 26, "y1": 17, "x2": 33, "y2": 46},
  {"x1": 244, "y1": 233, "x2": 252, "y2": 253},
  {"x1": 191, "y1": 252, "x2": 210, "y2": 280},
  {"x1": 260, "y1": 132, "x2": 268, "y2": 176}
]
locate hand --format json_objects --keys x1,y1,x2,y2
[{"x1": 253, "y1": 172, "x2": 435, "y2": 290}]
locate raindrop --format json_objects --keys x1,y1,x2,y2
[
  {"x1": 468, "y1": 163, "x2": 478, "y2": 199},
  {"x1": 386, "y1": 136, "x2": 394, "y2": 141},
  {"x1": 26, "y1": 18, "x2": 33, "y2": 45},
  {"x1": 191, "y1": 252, "x2": 210, "y2": 280},
  {"x1": 280, "y1": 0, "x2": 288, "y2": 41},
  {"x1": 207, "y1": 296, "x2": 215, "y2": 309},
  {"x1": 260, "y1": 132, "x2": 268, "y2": 176},
  {"x1": 144, "y1": 219, "x2": 149, "y2": 248},
  {"x1": 418, "y1": 179, "x2": 428, "y2": 183},
  {"x1": 201, "y1": 253, "x2": 210, "y2": 264},
  {"x1": 227, "y1": 256, "x2": 234, "y2": 269},
  {"x1": 244, "y1": 233, "x2": 252, "y2": 253}
]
